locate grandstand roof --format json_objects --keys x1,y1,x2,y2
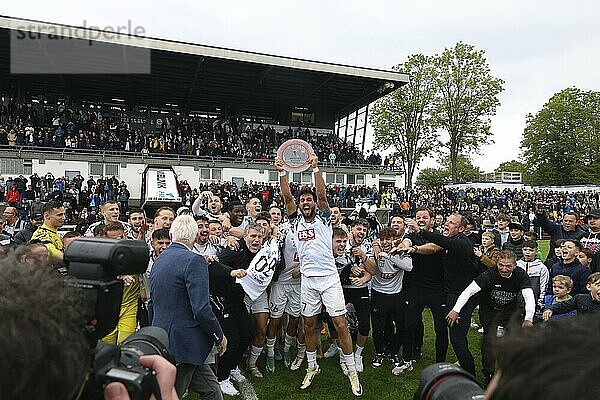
[{"x1": 0, "y1": 15, "x2": 408, "y2": 126}]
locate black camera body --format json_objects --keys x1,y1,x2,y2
[
  {"x1": 90, "y1": 326, "x2": 171, "y2": 400},
  {"x1": 64, "y1": 238, "x2": 171, "y2": 400}
]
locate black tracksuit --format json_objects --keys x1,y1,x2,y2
[
  {"x1": 404, "y1": 232, "x2": 447, "y2": 363},
  {"x1": 419, "y1": 229, "x2": 479, "y2": 376},
  {"x1": 210, "y1": 241, "x2": 255, "y2": 381}
]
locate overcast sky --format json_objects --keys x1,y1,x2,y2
[{"x1": 5, "y1": 0, "x2": 600, "y2": 173}]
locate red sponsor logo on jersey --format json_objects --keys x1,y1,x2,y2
[{"x1": 298, "y1": 228, "x2": 316, "y2": 241}]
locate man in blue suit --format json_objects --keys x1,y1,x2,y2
[{"x1": 151, "y1": 215, "x2": 227, "y2": 400}]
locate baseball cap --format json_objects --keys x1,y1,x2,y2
[
  {"x1": 586, "y1": 209, "x2": 600, "y2": 219},
  {"x1": 32, "y1": 213, "x2": 43, "y2": 221},
  {"x1": 508, "y1": 222, "x2": 524, "y2": 231}
]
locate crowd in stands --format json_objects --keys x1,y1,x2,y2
[
  {"x1": 0, "y1": 96, "x2": 385, "y2": 166},
  {"x1": 1, "y1": 170, "x2": 599, "y2": 228}
]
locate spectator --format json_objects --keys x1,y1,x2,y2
[
  {"x1": 502, "y1": 222, "x2": 525, "y2": 260},
  {"x1": 547, "y1": 239, "x2": 591, "y2": 296},
  {"x1": 535, "y1": 210, "x2": 585, "y2": 265}
]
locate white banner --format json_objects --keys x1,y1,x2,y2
[
  {"x1": 237, "y1": 238, "x2": 280, "y2": 301},
  {"x1": 144, "y1": 168, "x2": 181, "y2": 202}
]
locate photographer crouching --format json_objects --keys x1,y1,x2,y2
[{"x1": 0, "y1": 244, "x2": 179, "y2": 400}]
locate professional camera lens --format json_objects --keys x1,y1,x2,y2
[
  {"x1": 120, "y1": 326, "x2": 171, "y2": 363},
  {"x1": 414, "y1": 363, "x2": 484, "y2": 400}
]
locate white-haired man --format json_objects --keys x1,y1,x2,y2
[{"x1": 151, "y1": 215, "x2": 227, "y2": 400}]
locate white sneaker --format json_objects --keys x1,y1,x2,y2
[
  {"x1": 391, "y1": 360, "x2": 413, "y2": 375},
  {"x1": 229, "y1": 367, "x2": 246, "y2": 383},
  {"x1": 354, "y1": 354, "x2": 364, "y2": 373},
  {"x1": 219, "y1": 378, "x2": 239, "y2": 396},
  {"x1": 300, "y1": 365, "x2": 321, "y2": 390},
  {"x1": 348, "y1": 370, "x2": 363, "y2": 396},
  {"x1": 324, "y1": 343, "x2": 339, "y2": 358}
]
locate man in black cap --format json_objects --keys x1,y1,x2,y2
[
  {"x1": 14, "y1": 213, "x2": 45, "y2": 245},
  {"x1": 502, "y1": 222, "x2": 525, "y2": 260},
  {"x1": 581, "y1": 209, "x2": 600, "y2": 273}
]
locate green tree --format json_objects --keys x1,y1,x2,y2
[
  {"x1": 432, "y1": 42, "x2": 504, "y2": 182},
  {"x1": 416, "y1": 167, "x2": 451, "y2": 188},
  {"x1": 416, "y1": 154, "x2": 481, "y2": 187},
  {"x1": 370, "y1": 54, "x2": 439, "y2": 187},
  {"x1": 521, "y1": 88, "x2": 600, "y2": 185},
  {"x1": 495, "y1": 160, "x2": 526, "y2": 174},
  {"x1": 440, "y1": 154, "x2": 482, "y2": 183}
]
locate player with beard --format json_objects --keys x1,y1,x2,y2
[
  {"x1": 276, "y1": 155, "x2": 363, "y2": 397},
  {"x1": 333, "y1": 218, "x2": 375, "y2": 373},
  {"x1": 193, "y1": 215, "x2": 222, "y2": 259},
  {"x1": 85, "y1": 201, "x2": 134, "y2": 239},
  {"x1": 128, "y1": 208, "x2": 147, "y2": 241},
  {"x1": 192, "y1": 191, "x2": 224, "y2": 222}
]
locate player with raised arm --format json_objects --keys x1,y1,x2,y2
[{"x1": 276, "y1": 155, "x2": 363, "y2": 397}]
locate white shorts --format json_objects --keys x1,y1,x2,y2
[
  {"x1": 244, "y1": 291, "x2": 269, "y2": 314},
  {"x1": 301, "y1": 274, "x2": 347, "y2": 317},
  {"x1": 269, "y1": 281, "x2": 301, "y2": 319}
]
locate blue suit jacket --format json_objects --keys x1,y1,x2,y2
[{"x1": 150, "y1": 242, "x2": 223, "y2": 365}]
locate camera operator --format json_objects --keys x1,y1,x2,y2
[
  {"x1": 0, "y1": 253, "x2": 179, "y2": 400},
  {"x1": 150, "y1": 215, "x2": 226, "y2": 400}
]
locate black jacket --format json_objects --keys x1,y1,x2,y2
[
  {"x1": 209, "y1": 240, "x2": 256, "y2": 318},
  {"x1": 503, "y1": 237, "x2": 525, "y2": 260},
  {"x1": 13, "y1": 223, "x2": 36, "y2": 245},
  {"x1": 535, "y1": 212, "x2": 585, "y2": 261},
  {"x1": 420, "y1": 230, "x2": 478, "y2": 295},
  {"x1": 549, "y1": 294, "x2": 600, "y2": 316}
]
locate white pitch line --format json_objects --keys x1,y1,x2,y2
[{"x1": 238, "y1": 379, "x2": 259, "y2": 400}]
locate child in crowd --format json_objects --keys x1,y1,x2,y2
[
  {"x1": 474, "y1": 231, "x2": 500, "y2": 273},
  {"x1": 545, "y1": 238, "x2": 566, "y2": 269},
  {"x1": 523, "y1": 231, "x2": 543, "y2": 260},
  {"x1": 543, "y1": 273, "x2": 600, "y2": 320},
  {"x1": 578, "y1": 247, "x2": 593, "y2": 269},
  {"x1": 517, "y1": 240, "x2": 549, "y2": 318},
  {"x1": 543, "y1": 275, "x2": 576, "y2": 319},
  {"x1": 547, "y1": 239, "x2": 591, "y2": 295}
]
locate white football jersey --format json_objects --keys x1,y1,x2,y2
[
  {"x1": 291, "y1": 210, "x2": 337, "y2": 277},
  {"x1": 277, "y1": 222, "x2": 300, "y2": 283}
]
